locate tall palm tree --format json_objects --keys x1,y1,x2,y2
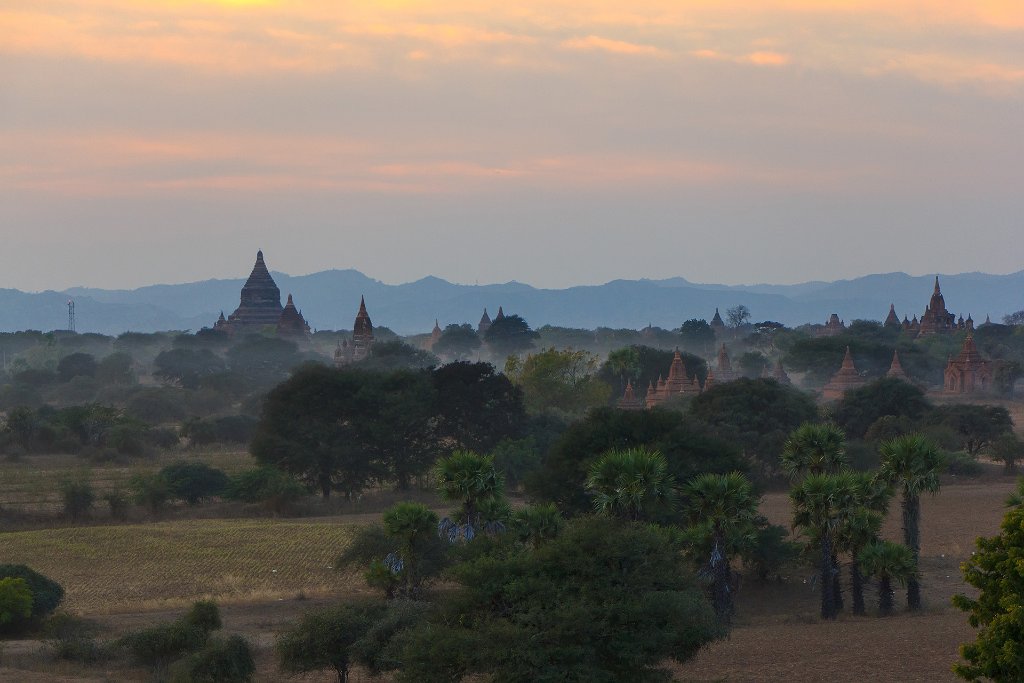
[
  {"x1": 879, "y1": 434, "x2": 942, "y2": 610},
  {"x1": 682, "y1": 471, "x2": 759, "y2": 624},
  {"x1": 382, "y1": 501, "x2": 439, "y2": 597},
  {"x1": 836, "y1": 472, "x2": 893, "y2": 615},
  {"x1": 433, "y1": 450, "x2": 505, "y2": 538},
  {"x1": 585, "y1": 448, "x2": 676, "y2": 522},
  {"x1": 781, "y1": 422, "x2": 848, "y2": 480},
  {"x1": 858, "y1": 540, "x2": 917, "y2": 616},
  {"x1": 791, "y1": 471, "x2": 859, "y2": 619}
]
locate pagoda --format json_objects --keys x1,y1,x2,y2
[
  {"x1": 477, "y1": 309, "x2": 492, "y2": 335},
  {"x1": 710, "y1": 308, "x2": 726, "y2": 336},
  {"x1": 944, "y1": 335, "x2": 992, "y2": 395},
  {"x1": 429, "y1": 320, "x2": 443, "y2": 349},
  {"x1": 771, "y1": 359, "x2": 791, "y2": 385},
  {"x1": 276, "y1": 294, "x2": 311, "y2": 338},
  {"x1": 215, "y1": 250, "x2": 285, "y2": 334},
  {"x1": 352, "y1": 296, "x2": 375, "y2": 362},
  {"x1": 616, "y1": 380, "x2": 644, "y2": 411},
  {"x1": 819, "y1": 313, "x2": 846, "y2": 337},
  {"x1": 714, "y1": 344, "x2": 740, "y2": 382},
  {"x1": 884, "y1": 304, "x2": 901, "y2": 329},
  {"x1": 886, "y1": 349, "x2": 910, "y2": 382},
  {"x1": 646, "y1": 350, "x2": 700, "y2": 407},
  {"x1": 822, "y1": 347, "x2": 867, "y2": 400}
]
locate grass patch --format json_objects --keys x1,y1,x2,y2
[{"x1": 2, "y1": 518, "x2": 355, "y2": 613}]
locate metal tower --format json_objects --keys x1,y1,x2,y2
[{"x1": 67, "y1": 299, "x2": 76, "y2": 333}]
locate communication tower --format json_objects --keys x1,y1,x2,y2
[{"x1": 67, "y1": 299, "x2": 76, "y2": 333}]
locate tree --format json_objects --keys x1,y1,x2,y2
[
  {"x1": 679, "y1": 319, "x2": 715, "y2": 351},
  {"x1": 57, "y1": 352, "x2": 97, "y2": 382},
  {"x1": 528, "y1": 407, "x2": 745, "y2": 515},
  {"x1": 394, "y1": 516, "x2": 724, "y2": 682},
  {"x1": 171, "y1": 634, "x2": 255, "y2": 683},
  {"x1": 780, "y1": 422, "x2": 848, "y2": 480},
  {"x1": 483, "y1": 313, "x2": 539, "y2": 358},
  {"x1": 790, "y1": 472, "x2": 859, "y2": 619},
  {"x1": 505, "y1": 347, "x2": 610, "y2": 415},
  {"x1": 432, "y1": 361, "x2": 525, "y2": 453},
  {"x1": 690, "y1": 378, "x2": 819, "y2": 476},
  {"x1": 598, "y1": 345, "x2": 707, "y2": 400},
  {"x1": 433, "y1": 324, "x2": 481, "y2": 360},
  {"x1": 835, "y1": 471, "x2": 893, "y2": 616},
  {"x1": 0, "y1": 565, "x2": 64, "y2": 621},
  {"x1": 726, "y1": 305, "x2": 751, "y2": 328},
  {"x1": 96, "y1": 352, "x2": 135, "y2": 386},
  {"x1": 954, "y1": 492, "x2": 1024, "y2": 680},
  {"x1": 738, "y1": 351, "x2": 768, "y2": 378},
  {"x1": 225, "y1": 467, "x2": 306, "y2": 514},
  {"x1": 511, "y1": 503, "x2": 564, "y2": 548},
  {"x1": 586, "y1": 448, "x2": 676, "y2": 522},
  {"x1": 277, "y1": 601, "x2": 385, "y2": 683},
  {"x1": 991, "y1": 434, "x2": 1024, "y2": 475},
  {"x1": 379, "y1": 502, "x2": 442, "y2": 598},
  {"x1": 360, "y1": 340, "x2": 438, "y2": 372},
  {"x1": 929, "y1": 404, "x2": 1014, "y2": 457},
  {"x1": 859, "y1": 540, "x2": 917, "y2": 616},
  {"x1": 0, "y1": 578, "x2": 33, "y2": 628},
  {"x1": 879, "y1": 434, "x2": 942, "y2": 610},
  {"x1": 59, "y1": 474, "x2": 95, "y2": 522},
  {"x1": 1002, "y1": 310, "x2": 1024, "y2": 326},
  {"x1": 160, "y1": 461, "x2": 229, "y2": 506},
  {"x1": 131, "y1": 473, "x2": 172, "y2": 516},
  {"x1": 682, "y1": 472, "x2": 759, "y2": 624},
  {"x1": 834, "y1": 378, "x2": 933, "y2": 439},
  {"x1": 994, "y1": 361, "x2": 1023, "y2": 398},
  {"x1": 153, "y1": 348, "x2": 225, "y2": 389}
]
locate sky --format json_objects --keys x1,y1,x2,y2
[{"x1": 2, "y1": 0, "x2": 1023, "y2": 292}]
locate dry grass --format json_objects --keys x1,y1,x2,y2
[
  {"x1": 2, "y1": 518, "x2": 362, "y2": 614},
  {"x1": 0, "y1": 449, "x2": 253, "y2": 513}
]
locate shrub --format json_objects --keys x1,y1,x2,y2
[
  {"x1": 104, "y1": 489, "x2": 130, "y2": 521},
  {"x1": 59, "y1": 475, "x2": 95, "y2": 522},
  {"x1": 945, "y1": 452, "x2": 985, "y2": 477},
  {"x1": 118, "y1": 621, "x2": 209, "y2": 667},
  {"x1": 107, "y1": 423, "x2": 148, "y2": 457},
  {"x1": 0, "y1": 565, "x2": 64, "y2": 620},
  {"x1": 225, "y1": 467, "x2": 306, "y2": 514},
  {"x1": 169, "y1": 635, "x2": 255, "y2": 683},
  {"x1": 160, "y1": 461, "x2": 229, "y2": 506},
  {"x1": 183, "y1": 601, "x2": 221, "y2": 633},
  {"x1": 0, "y1": 578, "x2": 33, "y2": 627},
  {"x1": 131, "y1": 473, "x2": 172, "y2": 516},
  {"x1": 51, "y1": 636, "x2": 107, "y2": 664}
]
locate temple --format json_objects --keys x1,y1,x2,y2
[
  {"x1": 713, "y1": 344, "x2": 740, "y2": 383},
  {"x1": 917, "y1": 277, "x2": 958, "y2": 336},
  {"x1": 335, "y1": 296, "x2": 375, "y2": 365},
  {"x1": 771, "y1": 359, "x2": 791, "y2": 385},
  {"x1": 818, "y1": 314, "x2": 846, "y2": 337},
  {"x1": 645, "y1": 350, "x2": 701, "y2": 408},
  {"x1": 943, "y1": 335, "x2": 992, "y2": 395},
  {"x1": 276, "y1": 294, "x2": 311, "y2": 338},
  {"x1": 430, "y1": 320, "x2": 442, "y2": 349},
  {"x1": 215, "y1": 251, "x2": 310, "y2": 336},
  {"x1": 822, "y1": 347, "x2": 867, "y2": 400},
  {"x1": 884, "y1": 304, "x2": 901, "y2": 329}
]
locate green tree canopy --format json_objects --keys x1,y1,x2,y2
[
  {"x1": 484, "y1": 314, "x2": 539, "y2": 358},
  {"x1": 585, "y1": 448, "x2": 676, "y2": 522},
  {"x1": 433, "y1": 323, "x2": 482, "y2": 360},
  {"x1": 927, "y1": 404, "x2": 1014, "y2": 457},
  {"x1": 834, "y1": 377, "x2": 933, "y2": 439},
  {"x1": 505, "y1": 347, "x2": 610, "y2": 415}
]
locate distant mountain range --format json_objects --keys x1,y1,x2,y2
[{"x1": 1, "y1": 269, "x2": 1021, "y2": 336}]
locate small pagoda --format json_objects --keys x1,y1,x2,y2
[
  {"x1": 884, "y1": 304, "x2": 901, "y2": 329},
  {"x1": 616, "y1": 380, "x2": 644, "y2": 411},
  {"x1": 714, "y1": 344, "x2": 740, "y2": 383},
  {"x1": 276, "y1": 294, "x2": 311, "y2": 338},
  {"x1": 710, "y1": 308, "x2": 726, "y2": 336},
  {"x1": 646, "y1": 350, "x2": 701, "y2": 407},
  {"x1": 886, "y1": 349, "x2": 910, "y2": 382},
  {"x1": 822, "y1": 347, "x2": 867, "y2": 400},
  {"x1": 477, "y1": 309, "x2": 492, "y2": 335}
]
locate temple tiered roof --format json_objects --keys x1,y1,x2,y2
[
  {"x1": 216, "y1": 250, "x2": 286, "y2": 333},
  {"x1": 886, "y1": 349, "x2": 909, "y2": 381},
  {"x1": 822, "y1": 347, "x2": 867, "y2": 400},
  {"x1": 277, "y1": 294, "x2": 311, "y2": 338}
]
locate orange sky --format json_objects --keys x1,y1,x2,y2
[{"x1": 1, "y1": 0, "x2": 1022, "y2": 289}]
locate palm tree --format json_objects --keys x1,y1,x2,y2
[
  {"x1": 512, "y1": 503, "x2": 565, "y2": 548},
  {"x1": 585, "y1": 448, "x2": 676, "y2": 522},
  {"x1": 382, "y1": 501, "x2": 439, "y2": 597},
  {"x1": 682, "y1": 471, "x2": 759, "y2": 624},
  {"x1": 858, "y1": 540, "x2": 917, "y2": 616},
  {"x1": 433, "y1": 450, "x2": 505, "y2": 539},
  {"x1": 879, "y1": 434, "x2": 942, "y2": 610},
  {"x1": 781, "y1": 422, "x2": 848, "y2": 480},
  {"x1": 835, "y1": 472, "x2": 893, "y2": 615},
  {"x1": 791, "y1": 472, "x2": 859, "y2": 619}
]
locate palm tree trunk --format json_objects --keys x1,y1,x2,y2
[
  {"x1": 832, "y1": 553, "x2": 843, "y2": 611},
  {"x1": 903, "y1": 494, "x2": 922, "y2": 610},
  {"x1": 878, "y1": 576, "x2": 894, "y2": 616},
  {"x1": 820, "y1": 533, "x2": 836, "y2": 619},
  {"x1": 850, "y1": 558, "x2": 865, "y2": 616},
  {"x1": 711, "y1": 532, "x2": 733, "y2": 625}
]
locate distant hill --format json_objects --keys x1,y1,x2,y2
[{"x1": 1, "y1": 269, "x2": 1019, "y2": 336}]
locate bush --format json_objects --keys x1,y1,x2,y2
[
  {"x1": 169, "y1": 635, "x2": 255, "y2": 683},
  {"x1": 0, "y1": 578, "x2": 33, "y2": 628},
  {"x1": 104, "y1": 489, "x2": 130, "y2": 521},
  {"x1": 118, "y1": 621, "x2": 209, "y2": 667},
  {"x1": 59, "y1": 475, "x2": 95, "y2": 522},
  {"x1": 131, "y1": 473, "x2": 172, "y2": 516},
  {"x1": 0, "y1": 565, "x2": 64, "y2": 620},
  {"x1": 107, "y1": 423, "x2": 148, "y2": 457},
  {"x1": 160, "y1": 461, "x2": 229, "y2": 506},
  {"x1": 225, "y1": 467, "x2": 306, "y2": 514},
  {"x1": 183, "y1": 601, "x2": 221, "y2": 633},
  {"x1": 944, "y1": 452, "x2": 984, "y2": 477},
  {"x1": 148, "y1": 427, "x2": 181, "y2": 449},
  {"x1": 51, "y1": 636, "x2": 108, "y2": 664}
]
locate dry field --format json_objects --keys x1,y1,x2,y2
[{"x1": 0, "y1": 466, "x2": 1019, "y2": 681}]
